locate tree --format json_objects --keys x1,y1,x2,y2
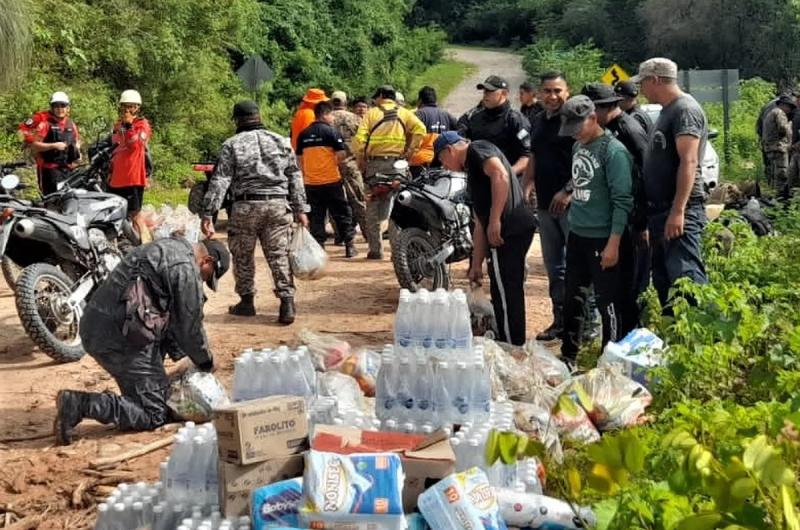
[{"x1": 0, "y1": 0, "x2": 30, "y2": 90}]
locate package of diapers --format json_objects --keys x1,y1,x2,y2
[{"x1": 418, "y1": 467, "x2": 507, "y2": 530}]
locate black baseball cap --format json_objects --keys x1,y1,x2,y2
[
  {"x1": 372, "y1": 85, "x2": 396, "y2": 100},
  {"x1": 232, "y1": 100, "x2": 259, "y2": 119},
  {"x1": 614, "y1": 80, "x2": 638, "y2": 99},
  {"x1": 559, "y1": 95, "x2": 595, "y2": 137},
  {"x1": 201, "y1": 239, "x2": 231, "y2": 291},
  {"x1": 582, "y1": 83, "x2": 623, "y2": 105},
  {"x1": 477, "y1": 75, "x2": 509, "y2": 91}
]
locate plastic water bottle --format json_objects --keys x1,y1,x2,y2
[
  {"x1": 166, "y1": 435, "x2": 193, "y2": 503},
  {"x1": 253, "y1": 357, "x2": 267, "y2": 398},
  {"x1": 451, "y1": 290, "x2": 473, "y2": 358},
  {"x1": 471, "y1": 360, "x2": 491, "y2": 422},
  {"x1": 395, "y1": 356, "x2": 415, "y2": 421},
  {"x1": 435, "y1": 361, "x2": 454, "y2": 424},
  {"x1": 414, "y1": 355, "x2": 435, "y2": 424},
  {"x1": 432, "y1": 290, "x2": 451, "y2": 360},
  {"x1": 189, "y1": 436, "x2": 210, "y2": 504},
  {"x1": 268, "y1": 356, "x2": 284, "y2": 396},
  {"x1": 453, "y1": 361, "x2": 472, "y2": 423},
  {"x1": 375, "y1": 347, "x2": 397, "y2": 420},
  {"x1": 231, "y1": 357, "x2": 249, "y2": 401},
  {"x1": 395, "y1": 289, "x2": 414, "y2": 356}
]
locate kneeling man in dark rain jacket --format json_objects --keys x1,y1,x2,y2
[{"x1": 54, "y1": 237, "x2": 230, "y2": 445}]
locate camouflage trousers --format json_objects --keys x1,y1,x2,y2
[
  {"x1": 787, "y1": 152, "x2": 800, "y2": 197},
  {"x1": 364, "y1": 158, "x2": 400, "y2": 256},
  {"x1": 766, "y1": 150, "x2": 789, "y2": 193},
  {"x1": 227, "y1": 199, "x2": 294, "y2": 299},
  {"x1": 340, "y1": 158, "x2": 368, "y2": 237}
]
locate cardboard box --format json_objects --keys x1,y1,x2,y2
[
  {"x1": 219, "y1": 453, "x2": 305, "y2": 516},
  {"x1": 214, "y1": 396, "x2": 309, "y2": 465},
  {"x1": 311, "y1": 425, "x2": 456, "y2": 512}
]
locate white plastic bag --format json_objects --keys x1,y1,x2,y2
[
  {"x1": 289, "y1": 225, "x2": 327, "y2": 279},
  {"x1": 167, "y1": 369, "x2": 229, "y2": 422}
]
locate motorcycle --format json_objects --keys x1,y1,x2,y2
[
  {"x1": 386, "y1": 160, "x2": 473, "y2": 291},
  {"x1": 187, "y1": 159, "x2": 232, "y2": 223},
  {"x1": 0, "y1": 168, "x2": 133, "y2": 362}
]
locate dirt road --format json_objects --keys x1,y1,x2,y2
[
  {"x1": 0, "y1": 48, "x2": 551, "y2": 529},
  {"x1": 443, "y1": 47, "x2": 528, "y2": 116}
]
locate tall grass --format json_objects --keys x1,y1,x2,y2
[{"x1": 0, "y1": 0, "x2": 31, "y2": 90}]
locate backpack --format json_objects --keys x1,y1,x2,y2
[
  {"x1": 364, "y1": 105, "x2": 409, "y2": 156},
  {"x1": 120, "y1": 275, "x2": 170, "y2": 351}
]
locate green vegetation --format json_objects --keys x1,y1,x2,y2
[
  {"x1": 533, "y1": 208, "x2": 800, "y2": 529},
  {"x1": 0, "y1": 0, "x2": 445, "y2": 188},
  {"x1": 407, "y1": 58, "x2": 477, "y2": 106}
]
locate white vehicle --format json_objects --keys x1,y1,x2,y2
[{"x1": 641, "y1": 104, "x2": 720, "y2": 191}]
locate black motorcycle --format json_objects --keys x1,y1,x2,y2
[
  {"x1": 0, "y1": 168, "x2": 133, "y2": 362},
  {"x1": 387, "y1": 161, "x2": 473, "y2": 291}
]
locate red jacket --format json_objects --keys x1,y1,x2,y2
[
  {"x1": 19, "y1": 111, "x2": 81, "y2": 169},
  {"x1": 109, "y1": 117, "x2": 151, "y2": 188}
]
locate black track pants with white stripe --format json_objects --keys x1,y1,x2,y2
[
  {"x1": 487, "y1": 230, "x2": 535, "y2": 346},
  {"x1": 561, "y1": 233, "x2": 625, "y2": 360}
]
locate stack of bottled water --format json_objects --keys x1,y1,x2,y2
[
  {"x1": 231, "y1": 346, "x2": 316, "y2": 402},
  {"x1": 394, "y1": 288, "x2": 473, "y2": 362},
  {"x1": 95, "y1": 422, "x2": 251, "y2": 530},
  {"x1": 163, "y1": 422, "x2": 219, "y2": 507}
]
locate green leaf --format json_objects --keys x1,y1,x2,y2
[
  {"x1": 676, "y1": 512, "x2": 724, "y2": 530},
  {"x1": 593, "y1": 498, "x2": 619, "y2": 530},
  {"x1": 743, "y1": 435, "x2": 770, "y2": 471},
  {"x1": 567, "y1": 468, "x2": 582, "y2": 498},
  {"x1": 730, "y1": 477, "x2": 756, "y2": 501},
  {"x1": 620, "y1": 431, "x2": 647, "y2": 474},
  {"x1": 782, "y1": 485, "x2": 800, "y2": 530}
]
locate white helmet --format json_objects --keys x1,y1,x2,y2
[
  {"x1": 50, "y1": 91, "x2": 70, "y2": 105},
  {"x1": 119, "y1": 89, "x2": 142, "y2": 105},
  {"x1": 395, "y1": 91, "x2": 405, "y2": 104}
]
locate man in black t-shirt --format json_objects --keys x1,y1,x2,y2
[
  {"x1": 634, "y1": 57, "x2": 709, "y2": 310},
  {"x1": 522, "y1": 71, "x2": 575, "y2": 341},
  {"x1": 435, "y1": 131, "x2": 537, "y2": 346},
  {"x1": 615, "y1": 80, "x2": 654, "y2": 136}
]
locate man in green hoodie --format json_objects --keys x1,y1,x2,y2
[{"x1": 558, "y1": 95, "x2": 634, "y2": 363}]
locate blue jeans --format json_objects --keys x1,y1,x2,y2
[
  {"x1": 537, "y1": 209, "x2": 570, "y2": 317},
  {"x1": 649, "y1": 206, "x2": 708, "y2": 308}
]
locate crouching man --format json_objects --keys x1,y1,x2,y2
[{"x1": 54, "y1": 237, "x2": 230, "y2": 444}]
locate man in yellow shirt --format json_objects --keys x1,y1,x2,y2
[{"x1": 352, "y1": 85, "x2": 426, "y2": 259}]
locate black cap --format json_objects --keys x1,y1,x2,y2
[
  {"x1": 614, "y1": 80, "x2": 638, "y2": 99},
  {"x1": 201, "y1": 239, "x2": 230, "y2": 291},
  {"x1": 519, "y1": 81, "x2": 536, "y2": 92},
  {"x1": 559, "y1": 95, "x2": 595, "y2": 137},
  {"x1": 477, "y1": 75, "x2": 509, "y2": 91},
  {"x1": 582, "y1": 83, "x2": 623, "y2": 105},
  {"x1": 372, "y1": 85, "x2": 396, "y2": 100},
  {"x1": 232, "y1": 100, "x2": 260, "y2": 119}
]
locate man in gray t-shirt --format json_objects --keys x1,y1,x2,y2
[{"x1": 633, "y1": 57, "x2": 708, "y2": 310}]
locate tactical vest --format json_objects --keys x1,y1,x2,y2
[{"x1": 41, "y1": 116, "x2": 79, "y2": 166}]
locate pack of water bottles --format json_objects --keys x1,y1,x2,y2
[
  {"x1": 95, "y1": 424, "x2": 251, "y2": 530},
  {"x1": 231, "y1": 346, "x2": 316, "y2": 403},
  {"x1": 393, "y1": 288, "x2": 473, "y2": 363}
]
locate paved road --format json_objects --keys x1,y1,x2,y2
[{"x1": 443, "y1": 47, "x2": 527, "y2": 117}]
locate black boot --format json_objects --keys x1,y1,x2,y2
[
  {"x1": 278, "y1": 297, "x2": 296, "y2": 325},
  {"x1": 345, "y1": 241, "x2": 358, "y2": 258},
  {"x1": 229, "y1": 294, "x2": 256, "y2": 316},
  {"x1": 54, "y1": 390, "x2": 87, "y2": 445},
  {"x1": 536, "y1": 309, "x2": 564, "y2": 341}
]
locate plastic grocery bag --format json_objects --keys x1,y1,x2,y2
[
  {"x1": 552, "y1": 392, "x2": 601, "y2": 444},
  {"x1": 297, "y1": 329, "x2": 351, "y2": 371},
  {"x1": 468, "y1": 285, "x2": 497, "y2": 338},
  {"x1": 167, "y1": 369, "x2": 229, "y2": 422},
  {"x1": 561, "y1": 367, "x2": 652, "y2": 432},
  {"x1": 512, "y1": 399, "x2": 564, "y2": 463},
  {"x1": 317, "y1": 372, "x2": 365, "y2": 413},
  {"x1": 525, "y1": 340, "x2": 571, "y2": 386},
  {"x1": 289, "y1": 224, "x2": 327, "y2": 280}
]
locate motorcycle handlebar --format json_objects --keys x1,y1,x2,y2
[{"x1": 1, "y1": 161, "x2": 28, "y2": 172}]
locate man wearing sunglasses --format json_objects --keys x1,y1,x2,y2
[{"x1": 19, "y1": 91, "x2": 82, "y2": 195}]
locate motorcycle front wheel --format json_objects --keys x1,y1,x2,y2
[
  {"x1": 392, "y1": 227, "x2": 449, "y2": 292},
  {"x1": 15, "y1": 263, "x2": 86, "y2": 363}
]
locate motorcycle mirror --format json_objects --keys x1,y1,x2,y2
[
  {"x1": 393, "y1": 159, "x2": 409, "y2": 171},
  {"x1": 1, "y1": 174, "x2": 20, "y2": 191}
]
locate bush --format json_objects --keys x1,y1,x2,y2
[{"x1": 521, "y1": 38, "x2": 605, "y2": 93}]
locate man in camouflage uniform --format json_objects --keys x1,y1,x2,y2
[
  {"x1": 762, "y1": 94, "x2": 796, "y2": 196},
  {"x1": 201, "y1": 100, "x2": 309, "y2": 324},
  {"x1": 330, "y1": 90, "x2": 368, "y2": 239}
]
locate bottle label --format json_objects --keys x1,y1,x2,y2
[
  {"x1": 417, "y1": 399, "x2": 431, "y2": 412},
  {"x1": 384, "y1": 398, "x2": 395, "y2": 410},
  {"x1": 422, "y1": 337, "x2": 433, "y2": 349},
  {"x1": 434, "y1": 338, "x2": 448, "y2": 350}
]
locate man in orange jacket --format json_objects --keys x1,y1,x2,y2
[{"x1": 291, "y1": 88, "x2": 329, "y2": 151}]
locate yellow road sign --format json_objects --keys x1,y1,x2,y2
[{"x1": 601, "y1": 64, "x2": 630, "y2": 85}]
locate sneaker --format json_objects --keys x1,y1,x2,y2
[
  {"x1": 366, "y1": 251, "x2": 384, "y2": 260},
  {"x1": 536, "y1": 322, "x2": 563, "y2": 341}
]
